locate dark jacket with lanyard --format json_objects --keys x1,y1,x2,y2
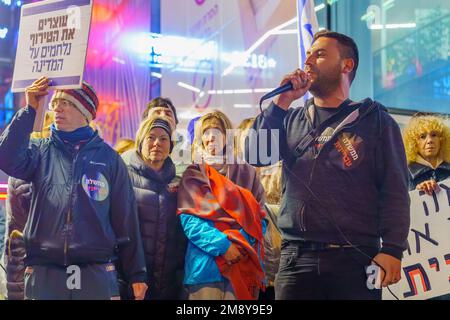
[
  {"x1": 246, "y1": 98, "x2": 410, "y2": 260},
  {"x1": 408, "y1": 161, "x2": 450, "y2": 190},
  {"x1": 0, "y1": 106, "x2": 147, "y2": 284}
]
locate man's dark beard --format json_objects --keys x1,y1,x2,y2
[{"x1": 308, "y1": 66, "x2": 341, "y2": 98}]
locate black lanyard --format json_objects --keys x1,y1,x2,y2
[{"x1": 293, "y1": 101, "x2": 360, "y2": 158}]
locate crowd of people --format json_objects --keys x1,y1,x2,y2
[{"x1": 0, "y1": 30, "x2": 449, "y2": 300}]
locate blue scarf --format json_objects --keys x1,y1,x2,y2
[{"x1": 51, "y1": 124, "x2": 95, "y2": 144}]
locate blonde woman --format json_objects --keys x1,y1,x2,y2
[{"x1": 403, "y1": 114, "x2": 450, "y2": 195}]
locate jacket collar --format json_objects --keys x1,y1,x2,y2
[
  {"x1": 414, "y1": 154, "x2": 444, "y2": 169},
  {"x1": 50, "y1": 130, "x2": 103, "y2": 155},
  {"x1": 409, "y1": 161, "x2": 450, "y2": 179},
  {"x1": 305, "y1": 97, "x2": 381, "y2": 129},
  {"x1": 303, "y1": 98, "x2": 381, "y2": 144},
  {"x1": 125, "y1": 150, "x2": 176, "y2": 183}
]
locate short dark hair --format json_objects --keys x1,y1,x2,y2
[
  {"x1": 142, "y1": 97, "x2": 179, "y2": 124},
  {"x1": 313, "y1": 30, "x2": 359, "y2": 84}
]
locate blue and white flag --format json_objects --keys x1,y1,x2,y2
[{"x1": 297, "y1": 0, "x2": 319, "y2": 105}]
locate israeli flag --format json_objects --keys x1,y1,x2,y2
[{"x1": 297, "y1": 0, "x2": 319, "y2": 104}]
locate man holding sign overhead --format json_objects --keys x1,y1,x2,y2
[
  {"x1": 0, "y1": 76, "x2": 148, "y2": 300},
  {"x1": 0, "y1": 0, "x2": 147, "y2": 300},
  {"x1": 12, "y1": 0, "x2": 95, "y2": 131}
]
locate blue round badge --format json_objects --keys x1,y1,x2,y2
[{"x1": 82, "y1": 173, "x2": 110, "y2": 201}]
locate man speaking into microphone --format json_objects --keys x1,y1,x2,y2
[{"x1": 246, "y1": 30, "x2": 410, "y2": 300}]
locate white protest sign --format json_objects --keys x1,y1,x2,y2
[
  {"x1": 11, "y1": 0, "x2": 93, "y2": 93},
  {"x1": 383, "y1": 179, "x2": 450, "y2": 300}
]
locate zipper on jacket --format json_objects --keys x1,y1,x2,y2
[
  {"x1": 63, "y1": 208, "x2": 72, "y2": 266},
  {"x1": 299, "y1": 205, "x2": 306, "y2": 231},
  {"x1": 300, "y1": 107, "x2": 359, "y2": 232},
  {"x1": 64, "y1": 153, "x2": 78, "y2": 266},
  {"x1": 297, "y1": 103, "x2": 375, "y2": 233}
]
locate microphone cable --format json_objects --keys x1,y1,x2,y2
[{"x1": 257, "y1": 97, "x2": 400, "y2": 300}]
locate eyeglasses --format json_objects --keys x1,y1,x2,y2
[{"x1": 49, "y1": 99, "x2": 75, "y2": 111}]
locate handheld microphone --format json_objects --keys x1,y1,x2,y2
[
  {"x1": 259, "y1": 79, "x2": 308, "y2": 105},
  {"x1": 259, "y1": 81, "x2": 293, "y2": 105}
]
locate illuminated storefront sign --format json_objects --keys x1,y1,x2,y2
[{"x1": 126, "y1": 32, "x2": 276, "y2": 73}]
